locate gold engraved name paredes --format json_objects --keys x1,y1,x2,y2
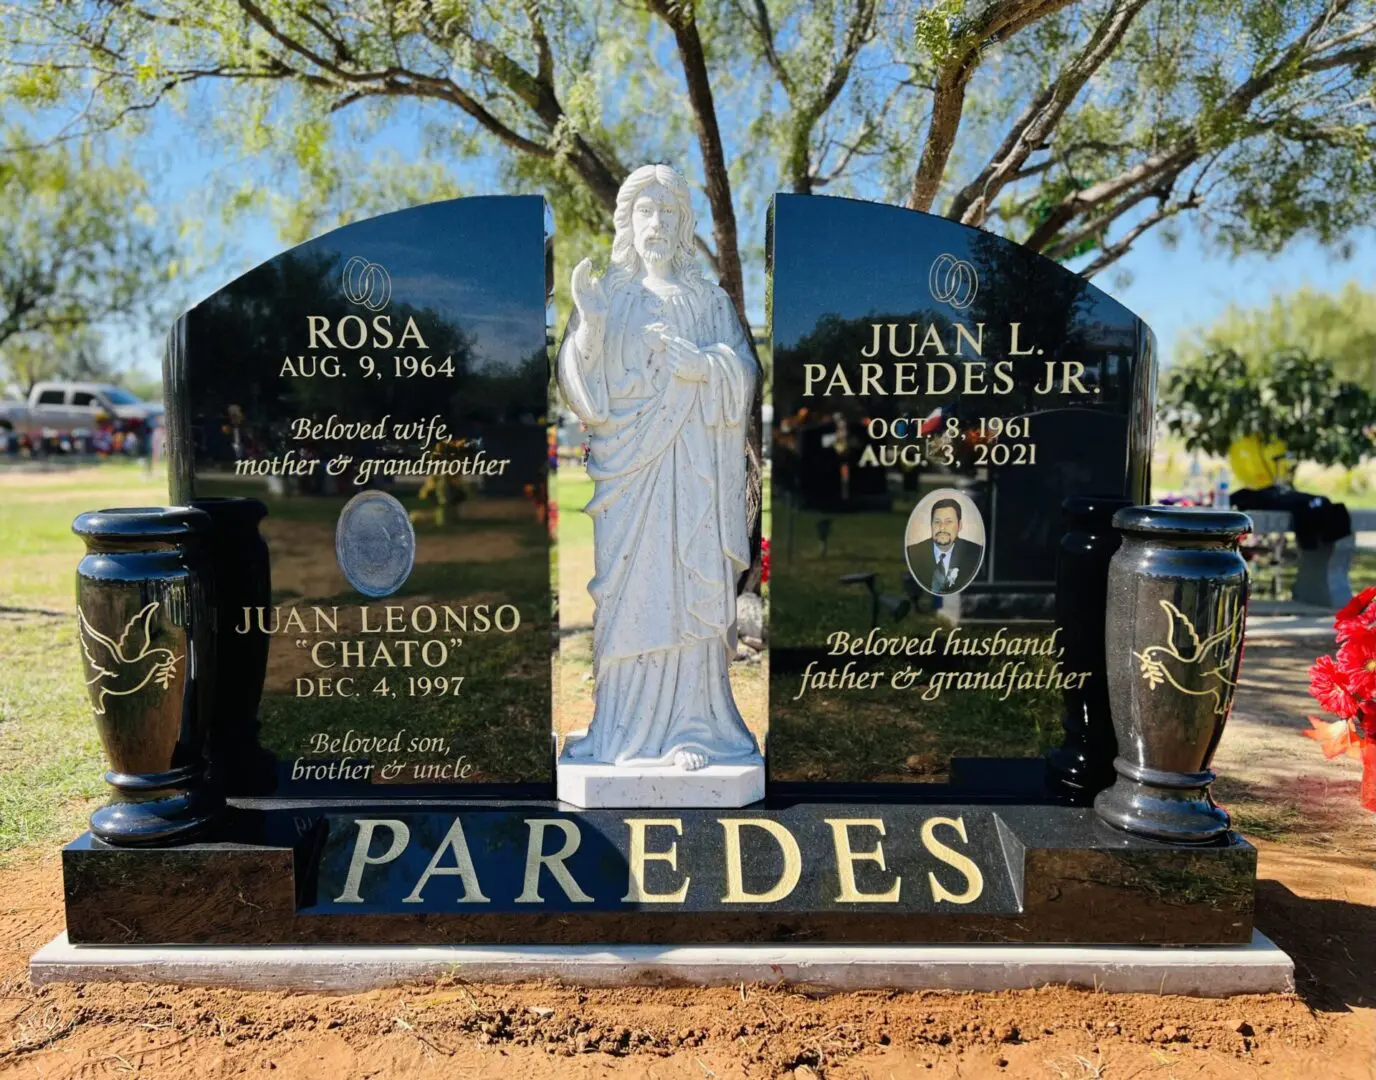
[
  {"x1": 329, "y1": 813, "x2": 992, "y2": 908},
  {"x1": 1133, "y1": 599, "x2": 1242, "y2": 717},
  {"x1": 77, "y1": 601, "x2": 183, "y2": 715}
]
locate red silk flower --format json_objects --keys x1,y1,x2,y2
[
  {"x1": 1310, "y1": 654, "x2": 1361, "y2": 720},
  {"x1": 1302, "y1": 715, "x2": 1362, "y2": 759},
  {"x1": 1335, "y1": 585, "x2": 1376, "y2": 640},
  {"x1": 1337, "y1": 626, "x2": 1376, "y2": 699},
  {"x1": 1306, "y1": 588, "x2": 1376, "y2": 812}
]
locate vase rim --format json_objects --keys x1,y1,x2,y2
[
  {"x1": 1112, "y1": 504, "x2": 1252, "y2": 538},
  {"x1": 73, "y1": 505, "x2": 211, "y2": 542}
]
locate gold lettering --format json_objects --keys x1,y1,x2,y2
[
  {"x1": 398, "y1": 316, "x2": 428, "y2": 349},
  {"x1": 306, "y1": 314, "x2": 334, "y2": 349},
  {"x1": 515, "y1": 819, "x2": 594, "y2": 903},
  {"x1": 402, "y1": 817, "x2": 490, "y2": 904},
  {"x1": 920, "y1": 816, "x2": 985, "y2": 905},
  {"x1": 334, "y1": 819, "x2": 409, "y2": 903},
  {"x1": 858, "y1": 363, "x2": 887, "y2": 396},
  {"x1": 954, "y1": 322, "x2": 984, "y2": 356},
  {"x1": 860, "y1": 322, "x2": 882, "y2": 358},
  {"x1": 622, "y1": 818, "x2": 689, "y2": 903},
  {"x1": 888, "y1": 322, "x2": 917, "y2": 358},
  {"x1": 824, "y1": 365, "x2": 856, "y2": 396},
  {"x1": 825, "y1": 818, "x2": 901, "y2": 902},
  {"x1": 719, "y1": 819, "x2": 802, "y2": 903},
  {"x1": 1009, "y1": 322, "x2": 1036, "y2": 355},
  {"x1": 918, "y1": 323, "x2": 947, "y2": 355}
]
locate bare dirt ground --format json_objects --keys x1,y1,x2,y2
[{"x1": 2, "y1": 633, "x2": 1373, "y2": 1078}]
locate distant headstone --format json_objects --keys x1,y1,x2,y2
[
  {"x1": 767, "y1": 194, "x2": 1155, "y2": 785},
  {"x1": 164, "y1": 197, "x2": 554, "y2": 796}
]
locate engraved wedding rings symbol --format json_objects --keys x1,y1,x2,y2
[
  {"x1": 336, "y1": 490, "x2": 416, "y2": 598},
  {"x1": 929, "y1": 253, "x2": 978, "y2": 311},
  {"x1": 342, "y1": 255, "x2": 392, "y2": 311}
]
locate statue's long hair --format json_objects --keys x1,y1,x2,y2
[
  {"x1": 605, "y1": 164, "x2": 706, "y2": 298},
  {"x1": 598, "y1": 163, "x2": 763, "y2": 587}
]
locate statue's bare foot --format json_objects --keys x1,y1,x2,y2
[{"x1": 674, "y1": 750, "x2": 707, "y2": 771}]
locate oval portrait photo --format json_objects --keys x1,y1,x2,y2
[{"x1": 905, "y1": 489, "x2": 987, "y2": 596}]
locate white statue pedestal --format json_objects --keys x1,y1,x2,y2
[{"x1": 558, "y1": 733, "x2": 765, "y2": 808}]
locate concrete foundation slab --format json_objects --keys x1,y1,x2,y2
[{"x1": 30, "y1": 930, "x2": 1294, "y2": 997}]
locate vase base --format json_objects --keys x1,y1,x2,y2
[
  {"x1": 91, "y1": 789, "x2": 218, "y2": 846},
  {"x1": 1094, "y1": 771, "x2": 1231, "y2": 844}
]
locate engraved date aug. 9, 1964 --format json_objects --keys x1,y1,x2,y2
[{"x1": 278, "y1": 354, "x2": 457, "y2": 379}]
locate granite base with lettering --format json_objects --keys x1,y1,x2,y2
[{"x1": 55, "y1": 798, "x2": 1255, "y2": 947}]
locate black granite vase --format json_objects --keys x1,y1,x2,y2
[
  {"x1": 193, "y1": 496, "x2": 275, "y2": 794},
  {"x1": 1095, "y1": 506, "x2": 1251, "y2": 843},
  {"x1": 1046, "y1": 495, "x2": 1133, "y2": 801},
  {"x1": 73, "y1": 506, "x2": 218, "y2": 844}
]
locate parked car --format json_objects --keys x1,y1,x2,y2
[{"x1": 0, "y1": 381, "x2": 162, "y2": 442}]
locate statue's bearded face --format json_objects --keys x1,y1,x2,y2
[{"x1": 631, "y1": 183, "x2": 681, "y2": 268}]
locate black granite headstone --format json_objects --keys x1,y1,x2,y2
[
  {"x1": 164, "y1": 197, "x2": 554, "y2": 797},
  {"x1": 767, "y1": 195, "x2": 1155, "y2": 785},
  {"x1": 54, "y1": 193, "x2": 1260, "y2": 958}
]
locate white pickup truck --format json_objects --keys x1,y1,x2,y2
[{"x1": 0, "y1": 381, "x2": 162, "y2": 438}]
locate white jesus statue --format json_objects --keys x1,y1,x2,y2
[{"x1": 558, "y1": 163, "x2": 762, "y2": 782}]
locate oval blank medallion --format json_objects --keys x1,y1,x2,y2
[{"x1": 335, "y1": 490, "x2": 416, "y2": 598}]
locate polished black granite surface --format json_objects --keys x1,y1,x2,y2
[
  {"x1": 163, "y1": 196, "x2": 554, "y2": 799},
  {"x1": 766, "y1": 194, "x2": 1158, "y2": 786},
  {"x1": 63, "y1": 798, "x2": 1255, "y2": 946}
]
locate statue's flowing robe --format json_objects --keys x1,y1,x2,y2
[{"x1": 558, "y1": 276, "x2": 759, "y2": 765}]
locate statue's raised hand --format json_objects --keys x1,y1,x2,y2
[{"x1": 571, "y1": 258, "x2": 607, "y2": 354}]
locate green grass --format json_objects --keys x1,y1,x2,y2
[{"x1": 0, "y1": 462, "x2": 170, "y2": 858}]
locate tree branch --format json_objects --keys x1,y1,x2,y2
[
  {"x1": 1021, "y1": 0, "x2": 1366, "y2": 253},
  {"x1": 948, "y1": 0, "x2": 1151, "y2": 225},
  {"x1": 1078, "y1": 193, "x2": 1201, "y2": 278},
  {"x1": 645, "y1": 0, "x2": 745, "y2": 317},
  {"x1": 906, "y1": 0, "x2": 1074, "y2": 212},
  {"x1": 786, "y1": 0, "x2": 875, "y2": 193},
  {"x1": 748, "y1": 0, "x2": 792, "y2": 93}
]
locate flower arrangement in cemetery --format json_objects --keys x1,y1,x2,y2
[
  {"x1": 1303, "y1": 585, "x2": 1376, "y2": 812},
  {"x1": 412, "y1": 438, "x2": 472, "y2": 526}
]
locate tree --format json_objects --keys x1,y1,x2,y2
[
  {"x1": 1178, "y1": 283, "x2": 1376, "y2": 392},
  {"x1": 1162, "y1": 347, "x2": 1375, "y2": 468},
  {"x1": 2, "y1": 0, "x2": 1372, "y2": 324},
  {"x1": 0, "y1": 131, "x2": 176, "y2": 391}
]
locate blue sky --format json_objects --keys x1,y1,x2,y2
[{"x1": 107, "y1": 106, "x2": 1375, "y2": 381}]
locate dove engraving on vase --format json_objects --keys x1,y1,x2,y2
[
  {"x1": 73, "y1": 506, "x2": 219, "y2": 845},
  {"x1": 1095, "y1": 505, "x2": 1251, "y2": 843},
  {"x1": 78, "y1": 602, "x2": 184, "y2": 715},
  {"x1": 1134, "y1": 599, "x2": 1242, "y2": 717}
]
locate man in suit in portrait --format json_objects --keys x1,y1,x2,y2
[{"x1": 907, "y1": 497, "x2": 984, "y2": 595}]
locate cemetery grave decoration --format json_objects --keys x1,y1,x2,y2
[{"x1": 48, "y1": 174, "x2": 1271, "y2": 969}]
